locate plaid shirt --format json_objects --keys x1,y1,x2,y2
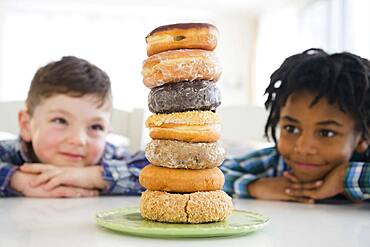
[
  {"x1": 221, "y1": 147, "x2": 370, "y2": 201},
  {"x1": 0, "y1": 138, "x2": 148, "y2": 197}
]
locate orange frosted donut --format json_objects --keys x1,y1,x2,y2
[
  {"x1": 142, "y1": 49, "x2": 221, "y2": 89},
  {"x1": 139, "y1": 165, "x2": 224, "y2": 193},
  {"x1": 145, "y1": 23, "x2": 218, "y2": 56}
]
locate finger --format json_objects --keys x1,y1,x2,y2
[
  {"x1": 283, "y1": 171, "x2": 300, "y2": 183},
  {"x1": 293, "y1": 197, "x2": 315, "y2": 204},
  {"x1": 79, "y1": 189, "x2": 100, "y2": 197},
  {"x1": 43, "y1": 176, "x2": 64, "y2": 191},
  {"x1": 289, "y1": 180, "x2": 323, "y2": 190},
  {"x1": 20, "y1": 164, "x2": 45, "y2": 174},
  {"x1": 285, "y1": 188, "x2": 320, "y2": 201},
  {"x1": 30, "y1": 170, "x2": 61, "y2": 187},
  {"x1": 282, "y1": 192, "x2": 314, "y2": 204},
  {"x1": 72, "y1": 188, "x2": 100, "y2": 197},
  {"x1": 51, "y1": 187, "x2": 99, "y2": 198},
  {"x1": 49, "y1": 186, "x2": 76, "y2": 197},
  {"x1": 20, "y1": 164, "x2": 53, "y2": 174}
]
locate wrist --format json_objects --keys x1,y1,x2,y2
[
  {"x1": 90, "y1": 166, "x2": 108, "y2": 190},
  {"x1": 10, "y1": 170, "x2": 26, "y2": 194},
  {"x1": 247, "y1": 179, "x2": 262, "y2": 198},
  {"x1": 337, "y1": 163, "x2": 347, "y2": 193}
]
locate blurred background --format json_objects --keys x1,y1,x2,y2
[
  {"x1": 0, "y1": 0, "x2": 369, "y2": 110},
  {"x1": 0, "y1": 0, "x2": 369, "y2": 152}
]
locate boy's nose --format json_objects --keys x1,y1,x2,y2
[
  {"x1": 293, "y1": 133, "x2": 317, "y2": 155},
  {"x1": 67, "y1": 129, "x2": 88, "y2": 146}
]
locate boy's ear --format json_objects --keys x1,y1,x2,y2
[
  {"x1": 355, "y1": 138, "x2": 369, "y2": 153},
  {"x1": 18, "y1": 110, "x2": 32, "y2": 142}
]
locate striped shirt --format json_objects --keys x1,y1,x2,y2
[
  {"x1": 221, "y1": 147, "x2": 370, "y2": 201},
  {"x1": 0, "y1": 138, "x2": 148, "y2": 197}
]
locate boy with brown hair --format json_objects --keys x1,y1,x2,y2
[{"x1": 0, "y1": 56, "x2": 148, "y2": 197}]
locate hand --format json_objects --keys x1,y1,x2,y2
[
  {"x1": 248, "y1": 176, "x2": 317, "y2": 203},
  {"x1": 283, "y1": 164, "x2": 347, "y2": 200},
  {"x1": 10, "y1": 170, "x2": 99, "y2": 198},
  {"x1": 20, "y1": 164, "x2": 107, "y2": 191}
]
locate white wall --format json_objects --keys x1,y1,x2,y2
[{"x1": 0, "y1": 0, "x2": 261, "y2": 110}]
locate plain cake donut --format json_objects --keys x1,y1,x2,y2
[
  {"x1": 140, "y1": 190, "x2": 233, "y2": 223},
  {"x1": 145, "y1": 139, "x2": 225, "y2": 169}
]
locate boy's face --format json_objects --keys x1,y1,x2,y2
[
  {"x1": 277, "y1": 90, "x2": 367, "y2": 182},
  {"x1": 19, "y1": 94, "x2": 111, "y2": 166}
]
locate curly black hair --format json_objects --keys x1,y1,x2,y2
[{"x1": 264, "y1": 48, "x2": 370, "y2": 144}]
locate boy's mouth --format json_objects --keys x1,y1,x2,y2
[
  {"x1": 60, "y1": 152, "x2": 85, "y2": 160},
  {"x1": 295, "y1": 162, "x2": 323, "y2": 170}
]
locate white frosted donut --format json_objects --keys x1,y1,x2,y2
[{"x1": 142, "y1": 49, "x2": 221, "y2": 89}]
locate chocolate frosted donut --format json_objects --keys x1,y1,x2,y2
[{"x1": 148, "y1": 80, "x2": 221, "y2": 113}]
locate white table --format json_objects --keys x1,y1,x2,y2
[{"x1": 0, "y1": 196, "x2": 369, "y2": 247}]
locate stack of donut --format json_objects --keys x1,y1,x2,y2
[{"x1": 139, "y1": 23, "x2": 233, "y2": 224}]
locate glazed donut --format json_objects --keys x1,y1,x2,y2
[
  {"x1": 140, "y1": 190, "x2": 233, "y2": 223},
  {"x1": 148, "y1": 80, "x2": 221, "y2": 113},
  {"x1": 145, "y1": 139, "x2": 225, "y2": 169},
  {"x1": 139, "y1": 165, "x2": 224, "y2": 193},
  {"x1": 146, "y1": 23, "x2": 218, "y2": 56},
  {"x1": 142, "y1": 49, "x2": 221, "y2": 89},
  {"x1": 145, "y1": 111, "x2": 220, "y2": 143}
]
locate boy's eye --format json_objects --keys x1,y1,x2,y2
[
  {"x1": 52, "y1": 118, "x2": 67, "y2": 125},
  {"x1": 90, "y1": 124, "x2": 104, "y2": 131},
  {"x1": 318, "y1": 129, "x2": 336, "y2": 137},
  {"x1": 283, "y1": 125, "x2": 300, "y2": 134}
]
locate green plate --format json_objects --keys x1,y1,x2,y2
[{"x1": 96, "y1": 207, "x2": 269, "y2": 238}]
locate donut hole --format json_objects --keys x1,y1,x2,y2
[{"x1": 174, "y1": 35, "x2": 186, "y2": 41}]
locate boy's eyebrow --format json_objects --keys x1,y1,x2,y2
[
  {"x1": 48, "y1": 109, "x2": 107, "y2": 122},
  {"x1": 281, "y1": 115, "x2": 299, "y2": 123},
  {"x1": 316, "y1": 120, "x2": 343, "y2": 127},
  {"x1": 281, "y1": 115, "x2": 343, "y2": 127},
  {"x1": 48, "y1": 109, "x2": 71, "y2": 115}
]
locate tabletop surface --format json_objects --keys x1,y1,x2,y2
[{"x1": 0, "y1": 196, "x2": 369, "y2": 247}]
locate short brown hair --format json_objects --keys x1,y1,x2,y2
[{"x1": 26, "y1": 56, "x2": 112, "y2": 116}]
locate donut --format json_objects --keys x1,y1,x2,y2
[
  {"x1": 140, "y1": 190, "x2": 233, "y2": 223},
  {"x1": 145, "y1": 111, "x2": 220, "y2": 142},
  {"x1": 145, "y1": 23, "x2": 218, "y2": 56},
  {"x1": 145, "y1": 139, "x2": 225, "y2": 169},
  {"x1": 142, "y1": 49, "x2": 221, "y2": 89},
  {"x1": 139, "y1": 165, "x2": 224, "y2": 193},
  {"x1": 148, "y1": 80, "x2": 221, "y2": 113}
]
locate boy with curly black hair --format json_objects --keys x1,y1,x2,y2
[{"x1": 222, "y1": 48, "x2": 370, "y2": 203}]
